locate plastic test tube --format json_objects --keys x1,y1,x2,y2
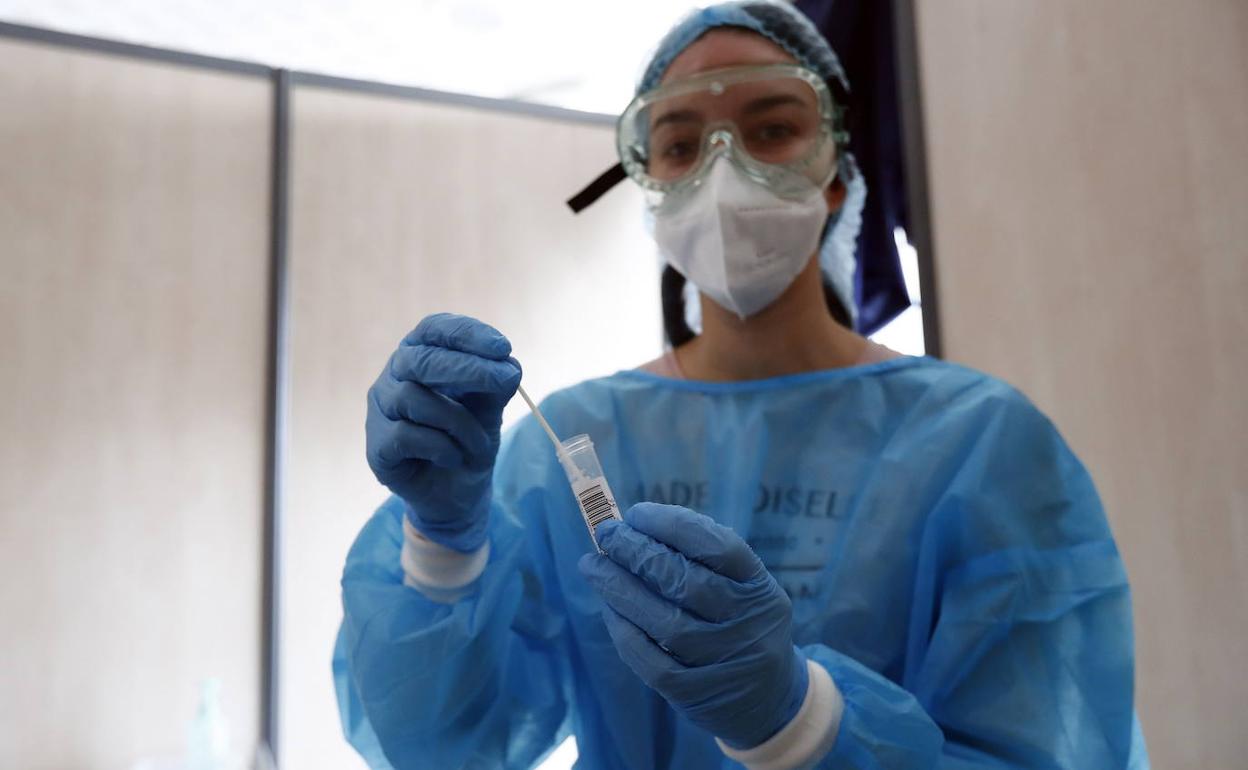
[
  {"x1": 557, "y1": 434, "x2": 623, "y2": 552},
  {"x1": 517, "y1": 385, "x2": 622, "y2": 551}
]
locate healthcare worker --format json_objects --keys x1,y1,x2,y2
[{"x1": 334, "y1": 2, "x2": 1150, "y2": 768}]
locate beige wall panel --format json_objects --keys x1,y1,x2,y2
[
  {"x1": 0, "y1": 40, "x2": 269, "y2": 768},
  {"x1": 916, "y1": 1, "x2": 1248, "y2": 766},
  {"x1": 284, "y1": 87, "x2": 659, "y2": 768}
]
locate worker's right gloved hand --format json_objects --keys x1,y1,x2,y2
[{"x1": 365, "y1": 313, "x2": 522, "y2": 552}]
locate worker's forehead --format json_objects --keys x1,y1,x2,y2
[{"x1": 660, "y1": 29, "x2": 798, "y2": 86}]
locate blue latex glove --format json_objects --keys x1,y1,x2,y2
[
  {"x1": 578, "y1": 502, "x2": 810, "y2": 750},
  {"x1": 365, "y1": 313, "x2": 521, "y2": 552}
]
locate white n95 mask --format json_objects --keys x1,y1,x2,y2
[{"x1": 651, "y1": 157, "x2": 830, "y2": 319}]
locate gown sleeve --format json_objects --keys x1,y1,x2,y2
[{"x1": 331, "y1": 418, "x2": 573, "y2": 769}]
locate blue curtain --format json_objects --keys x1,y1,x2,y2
[{"x1": 797, "y1": 0, "x2": 912, "y2": 334}]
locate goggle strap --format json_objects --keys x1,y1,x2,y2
[{"x1": 566, "y1": 162, "x2": 627, "y2": 214}]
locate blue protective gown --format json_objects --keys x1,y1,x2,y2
[{"x1": 333, "y1": 356, "x2": 1150, "y2": 769}]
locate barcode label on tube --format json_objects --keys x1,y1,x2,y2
[{"x1": 578, "y1": 484, "x2": 618, "y2": 529}]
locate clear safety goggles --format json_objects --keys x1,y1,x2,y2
[
  {"x1": 565, "y1": 64, "x2": 844, "y2": 215},
  {"x1": 621, "y1": 64, "x2": 840, "y2": 208}
]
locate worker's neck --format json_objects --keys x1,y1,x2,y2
[{"x1": 675, "y1": 258, "x2": 865, "y2": 382}]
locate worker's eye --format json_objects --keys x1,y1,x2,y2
[
  {"x1": 661, "y1": 140, "x2": 698, "y2": 161},
  {"x1": 756, "y1": 122, "x2": 797, "y2": 142},
  {"x1": 648, "y1": 134, "x2": 701, "y2": 179}
]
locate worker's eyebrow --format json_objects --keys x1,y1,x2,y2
[
  {"x1": 651, "y1": 109, "x2": 701, "y2": 131},
  {"x1": 740, "y1": 93, "x2": 808, "y2": 115}
]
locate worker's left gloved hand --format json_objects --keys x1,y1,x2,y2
[{"x1": 578, "y1": 502, "x2": 809, "y2": 750}]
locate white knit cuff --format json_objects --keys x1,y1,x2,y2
[
  {"x1": 716, "y1": 659, "x2": 843, "y2": 770},
  {"x1": 400, "y1": 518, "x2": 490, "y2": 602}
]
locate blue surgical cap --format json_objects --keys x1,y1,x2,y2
[
  {"x1": 637, "y1": 1, "x2": 866, "y2": 327},
  {"x1": 639, "y1": 2, "x2": 849, "y2": 103}
]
